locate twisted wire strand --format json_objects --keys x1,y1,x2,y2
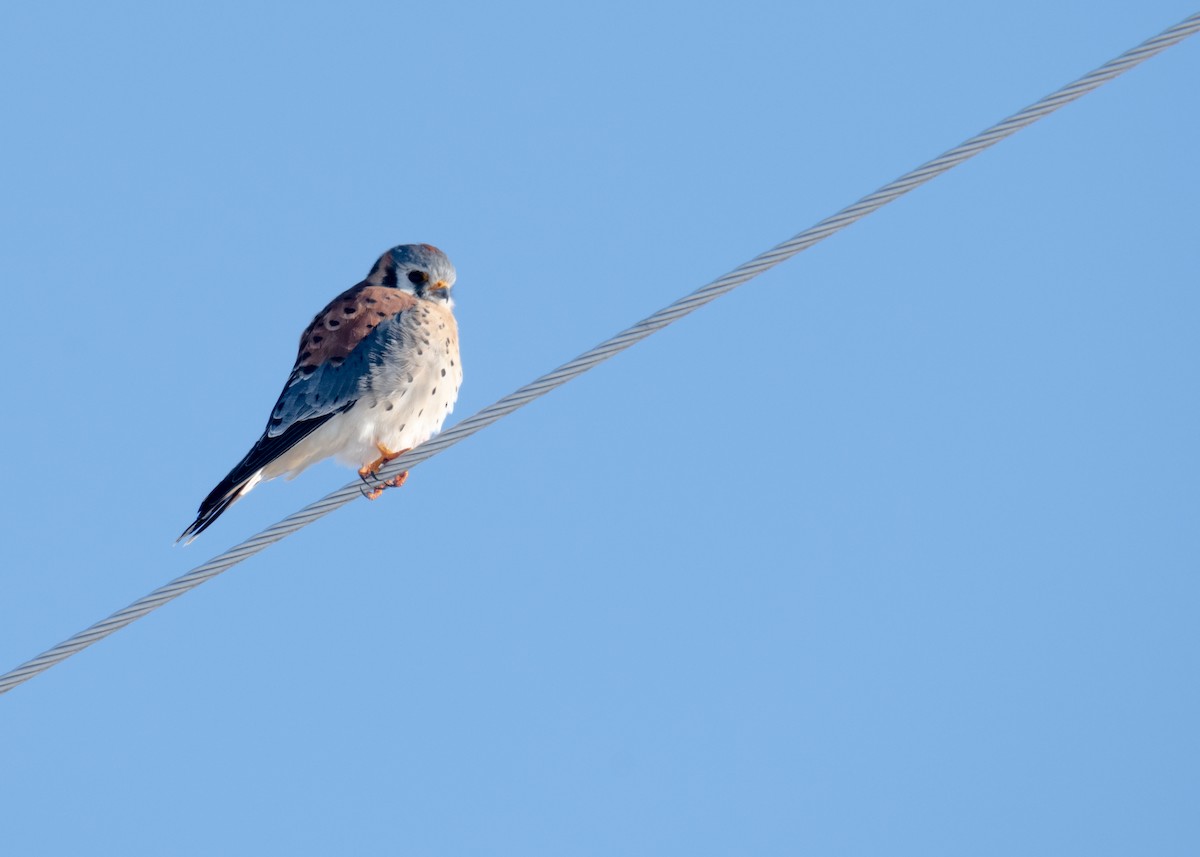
[{"x1": 3, "y1": 11, "x2": 1197, "y2": 696}]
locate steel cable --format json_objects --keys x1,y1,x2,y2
[{"x1": 3, "y1": 11, "x2": 1197, "y2": 696}]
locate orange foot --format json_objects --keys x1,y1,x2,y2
[
  {"x1": 364, "y1": 470, "x2": 409, "y2": 501},
  {"x1": 358, "y1": 443, "x2": 411, "y2": 500}
]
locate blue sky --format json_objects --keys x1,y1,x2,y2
[{"x1": 1, "y1": 2, "x2": 1197, "y2": 854}]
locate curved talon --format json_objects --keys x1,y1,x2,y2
[
  {"x1": 383, "y1": 471, "x2": 409, "y2": 490},
  {"x1": 358, "y1": 444, "x2": 412, "y2": 501},
  {"x1": 363, "y1": 470, "x2": 408, "y2": 501},
  {"x1": 357, "y1": 463, "x2": 381, "y2": 484},
  {"x1": 358, "y1": 443, "x2": 411, "y2": 480}
]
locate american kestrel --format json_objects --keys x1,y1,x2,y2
[{"x1": 180, "y1": 243, "x2": 462, "y2": 542}]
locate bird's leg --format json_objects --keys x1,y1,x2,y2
[
  {"x1": 359, "y1": 444, "x2": 411, "y2": 500},
  {"x1": 358, "y1": 442, "x2": 409, "y2": 479}
]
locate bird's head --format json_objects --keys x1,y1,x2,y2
[{"x1": 366, "y1": 243, "x2": 457, "y2": 304}]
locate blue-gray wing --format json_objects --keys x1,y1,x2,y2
[
  {"x1": 180, "y1": 283, "x2": 419, "y2": 543},
  {"x1": 265, "y1": 284, "x2": 420, "y2": 436}
]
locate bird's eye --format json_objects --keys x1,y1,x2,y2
[{"x1": 408, "y1": 270, "x2": 429, "y2": 286}]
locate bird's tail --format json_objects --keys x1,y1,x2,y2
[
  {"x1": 177, "y1": 414, "x2": 335, "y2": 544},
  {"x1": 177, "y1": 469, "x2": 262, "y2": 545}
]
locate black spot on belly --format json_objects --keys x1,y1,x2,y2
[
  {"x1": 385, "y1": 403, "x2": 393, "y2": 411},
  {"x1": 440, "y1": 368, "x2": 446, "y2": 377}
]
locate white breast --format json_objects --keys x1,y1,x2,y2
[{"x1": 262, "y1": 299, "x2": 462, "y2": 480}]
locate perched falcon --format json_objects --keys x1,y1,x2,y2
[{"x1": 180, "y1": 243, "x2": 462, "y2": 543}]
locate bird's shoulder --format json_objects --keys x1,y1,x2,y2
[{"x1": 293, "y1": 283, "x2": 420, "y2": 370}]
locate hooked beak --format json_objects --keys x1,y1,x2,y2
[{"x1": 429, "y1": 280, "x2": 450, "y2": 291}]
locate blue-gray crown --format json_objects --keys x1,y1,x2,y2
[{"x1": 366, "y1": 243, "x2": 456, "y2": 300}]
